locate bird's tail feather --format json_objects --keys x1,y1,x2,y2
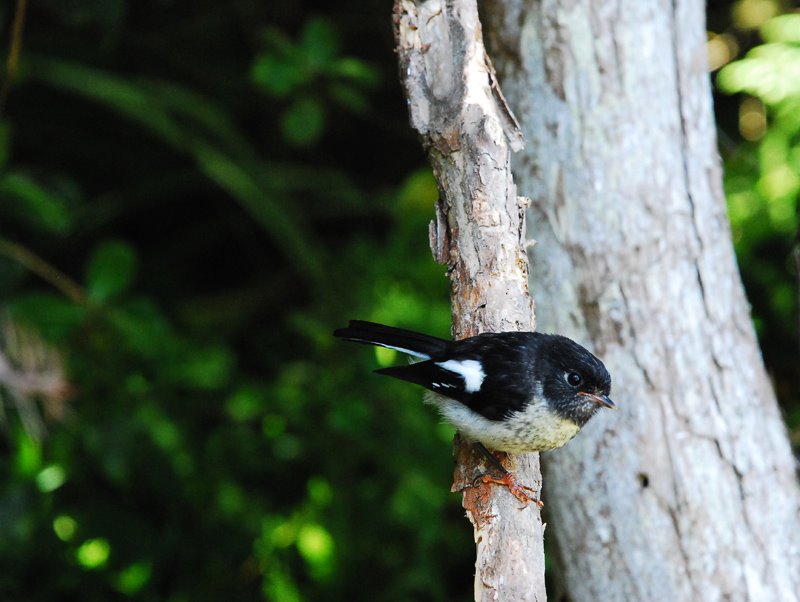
[{"x1": 333, "y1": 320, "x2": 447, "y2": 359}]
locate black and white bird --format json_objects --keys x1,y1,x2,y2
[{"x1": 333, "y1": 320, "x2": 614, "y2": 455}]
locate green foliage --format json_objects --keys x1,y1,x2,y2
[
  {"x1": 0, "y1": 3, "x2": 463, "y2": 600},
  {"x1": 85, "y1": 240, "x2": 137, "y2": 302},
  {"x1": 26, "y1": 56, "x2": 326, "y2": 285},
  {"x1": 0, "y1": 172, "x2": 75, "y2": 235},
  {"x1": 250, "y1": 17, "x2": 379, "y2": 147},
  {"x1": 714, "y1": 8, "x2": 800, "y2": 414}
]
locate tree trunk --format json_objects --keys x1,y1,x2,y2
[
  {"x1": 482, "y1": 0, "x2": 800, "y2": 600},
  {"x1": 393, "y1": 1, "x2": 547, "y2": 599}
]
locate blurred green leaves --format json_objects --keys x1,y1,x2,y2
[
  {"x1": 718, "y1": 38, "x2": 800, "y2": 104},
  {"x1": 76, "y1": 537, "x2": 111, "y2": 570},
  {"x1": 8, "y1": 292, "x2": 85, "y2": 340},
  {"x1": 26, "y1": 56, "x2": 327, "y2": 286},
  {"x1": 0, "y1": 3, "x2": 461, "y2": 599},
  {"x1": 52, "y1": 514, "x2": 78, "y2": 542},
  {"x1": 717, "y1": 10, "x2": 800, "y2": 253},
  {"x1": 251, "y1": 17, "x2": 379, "y2": 146},
  {"x1": 85, "y1": 240, "x2": 136, "y2": 302},
  {"x1": 0, "y1": 172, "x2": 74, "y2": 235},
  {"x1": 718, "y1": 11, "x2": 800, "y2": 100},
  {"x1": 281, "y1": 97, "x2": 325, "y2": 146},
  {"x1": 714, "y1": 7, "x2": 799, "y2": 415},
  {"x1": 717, "y1": 20, "x2": 800, "y2": 229}
]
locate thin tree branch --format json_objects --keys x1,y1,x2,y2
[
  {"x1": 393, "y1": 0, "x2": 546, "y2": 599},
  {"x1": 0, "y1": 0, "x2": 28, "y2": 116},
  {"x1": 0, "y1": 236, "x2": 87, "y2": 304}
]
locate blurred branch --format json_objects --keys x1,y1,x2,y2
[
  {"x1": 0, "y1": 314, "x2": 72, "y2": 439},
  {"x1": 0, "y1": 236, "x2": 87, "y2": 304},
  {"x1": 0, "y1": 0, "x2": 27, "y2": 116}
]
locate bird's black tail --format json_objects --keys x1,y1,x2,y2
[{"x1": 333, "y1": 320, "x2": 448, "y2": 359}]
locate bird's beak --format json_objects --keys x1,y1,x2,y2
[{"x1": 578, "y1": 391, "x2": 616, "y2": 409}]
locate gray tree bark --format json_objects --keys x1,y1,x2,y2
[
  {"x1": 482, "y1": 1, "x2": 800, "y2": 601},
  {"x1": 393, "y1": 1, "x2": 546, "y2": 599}
]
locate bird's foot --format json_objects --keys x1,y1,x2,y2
[{"x1": 474, "y1": 472, "x2": 543, "y2": 508}]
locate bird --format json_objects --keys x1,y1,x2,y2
[{"x1": 333, "y1": 320, "x2": 615, "y2": 505}]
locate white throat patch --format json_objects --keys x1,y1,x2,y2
[{"x1": 435, "y1": 359, "x2": 485, "y2": 393}]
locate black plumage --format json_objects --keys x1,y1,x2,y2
[
  {"x1": 334, "y1": 320, "x2": 616, "y2": 500},
  {"x1": 375, "y1": 332, "x2": 540, "y2": 421},
  {"x1": 333, "y1": 321, "x2": 613, "y2": 424}
]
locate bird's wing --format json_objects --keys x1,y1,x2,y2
[{"x1": 377, "y1": 333, "x2": 537, "y2": 421}]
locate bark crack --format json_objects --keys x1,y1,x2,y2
[
  {"x1": 602, "y1": 495, "x2": 641, "y2": 601},
  {"x1": 693, "y1": 260, "x2": 714, "y2": 322},
  {"x1": 618, "y1": 284, "x2": 655, "y2": 389},
  {"x1": 668, "y1": 0, "x2": 704, "y2": 256},
  {"x1": 611, "y1": 0, "x2": 624, "y2": 92},
  {"x1": 706, "y1": 375, "x2": 724, "y2": 421},
  {"x1": 658, "y1": 394, "x2": 702, "y2": 602},
  {"x1": 712, "y1": 436, "x2": 768, "y2": 596}
]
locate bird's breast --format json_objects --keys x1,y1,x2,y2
[{"x1": 427, "y1": 393, "x2": 581, "y2": 453}]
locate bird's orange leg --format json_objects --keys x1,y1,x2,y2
[{"x1": 473, "y1": 443, "x2": 543, "y2": 508}]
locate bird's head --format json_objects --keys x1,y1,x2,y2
[{"x1": 538, "y1": 335, "x2": 614, "y2": 427}]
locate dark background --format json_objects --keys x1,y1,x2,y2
[{"x1": 0, "y1": 1, "x2": 797, "y2": 600}]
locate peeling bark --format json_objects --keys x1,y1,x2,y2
[
  {"x1": 482, "y1": 1, "x2": 800, "y2": 601},
  {"x1": 393, "y1": 1, "x2": 546, "y2": 599}
]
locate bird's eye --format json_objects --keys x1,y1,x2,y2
[{"x1": 566, "y1": 371, "x2": 582, "y2": 387}]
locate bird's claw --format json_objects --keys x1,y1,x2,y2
[{"x1": 473, "y1": 472, "x2": 543, "y2": 509}]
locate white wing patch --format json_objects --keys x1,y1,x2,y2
[{"x1": 435, "y1": 359, "x2": 485, "y2": 393}]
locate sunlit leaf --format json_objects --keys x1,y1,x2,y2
[
  {"x1": 296, "y1": 522, "x2": 335, "y2": 579},
  {"x1": 14, "y1": 431, "x2": 42, "y2": 476},
  {"x1": 52, "y1": 515, "x2": 78, "y2": 542},
  {"x1": 76, "y1": 537, "x2": 110, "y2": 570},
  {"x1": 36, "y1": 464, "x2": 66, "y2": 492},
  {"x1": 760, "y1": 13, "x2": 800, "y2": 43},
  {"x1": 717, "y1": 43, "x2": 800, "y2": 104}
]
